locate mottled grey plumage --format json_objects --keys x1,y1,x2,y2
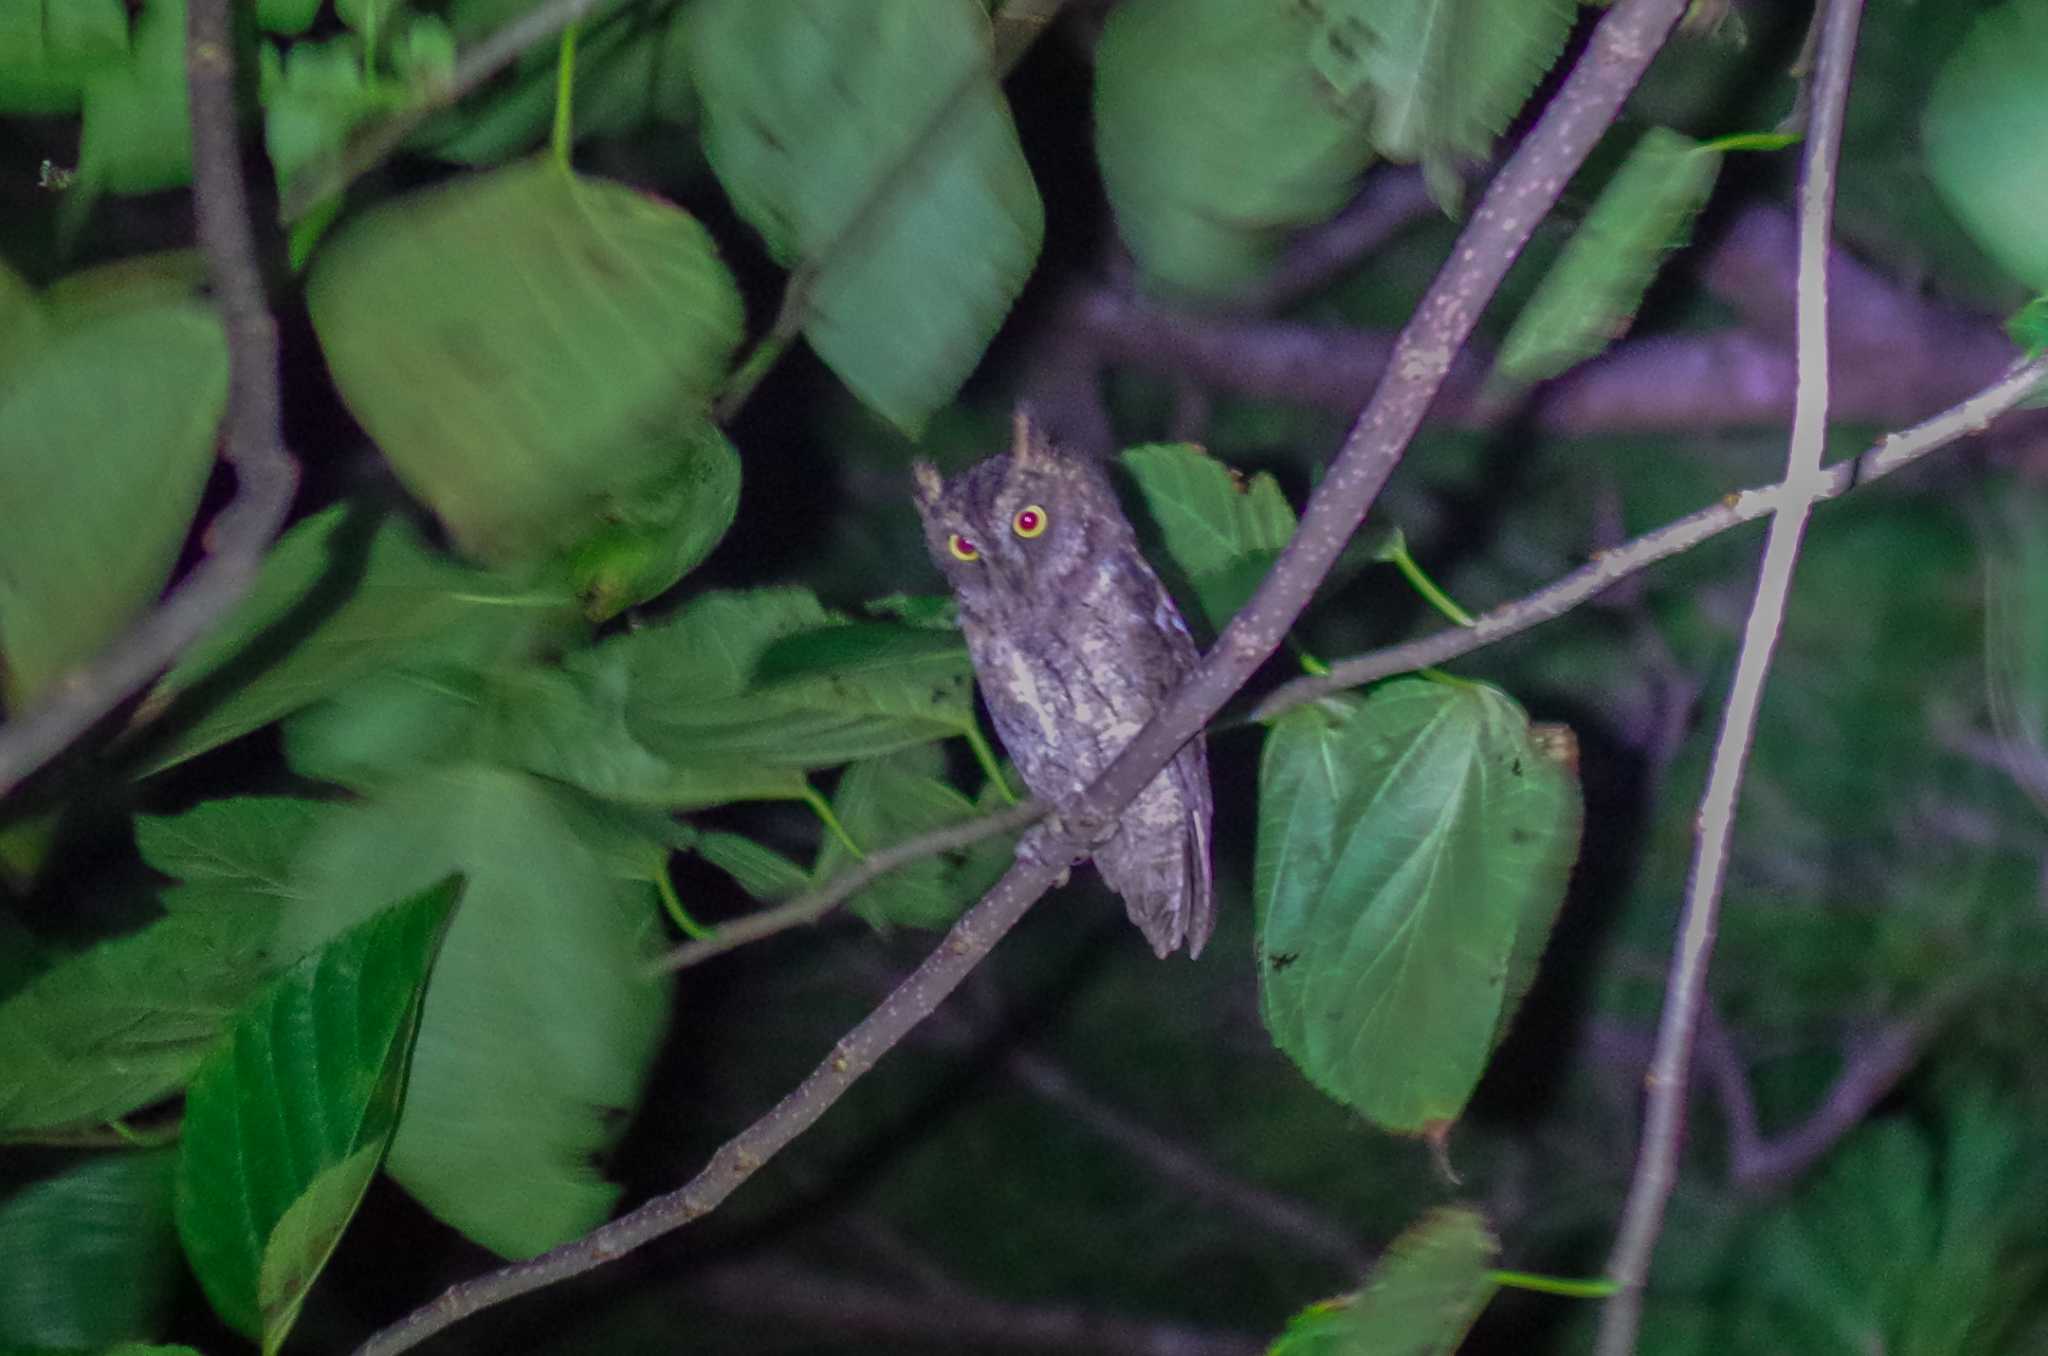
[{"x1": 912, "y1": 412, "x2": 1214, "y2": 957}]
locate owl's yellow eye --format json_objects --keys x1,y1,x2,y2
[
  {"x1": 947, "y1": 532, "x2": 980, "y2": 561},
  {"x1": 1012, "y1": 504, "x2": 1048, "y2": 538}
]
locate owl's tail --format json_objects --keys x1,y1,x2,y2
[{"x1": 1095, "y1": 741, "x2": 1215, "y2": 959}]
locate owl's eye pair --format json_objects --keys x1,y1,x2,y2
[{"x1": 947, "y1": 505, "x2": 1048, "y2": 561}]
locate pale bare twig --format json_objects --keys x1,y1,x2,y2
[
  {"x1": 1253, "y1": 352, "x2": 2048, "y2": 723},
  {"x1": 0, "y1": 0, "x2": 298, "y2": 800},
  {"x1": 1597, "y1": 3, "x2": 1868, "y2": 1351},
  {"x1": 350, "y1": 5, "x2": 1688, "y2": 1351}
]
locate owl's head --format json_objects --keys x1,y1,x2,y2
[{"x1": 912, "y1": 411, "x2": 1131, "y2": 614}]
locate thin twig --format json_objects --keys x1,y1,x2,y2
[
  {"x1": 351, "y1": 5, "x2": 1685, "y2": 1350},
  {"x1": 278, "y1": 0, "x2": 607, "y2": 220},
  {"x1": 648, "y1": 798, "x2": 1047, "y2": 973},
  {"x1": 1698, "y1": 987, "x2": 1965, "y2": 1194},
  {"x1": 0, "y1": 0, "x2": 298, "y2": 800},
  {"x1": 1596, "y1": 3, "x2": 1867, "y2": 1351},
  {"x1": 1252, "y1": 352, "x2": 2048, "y2": 723},
  {"x1": 686, "y1": 1256, "x2": 1266, "y2": 1356}
]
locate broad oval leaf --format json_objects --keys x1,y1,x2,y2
[
  {"x1": 283, "y1": 767, "x2": 669, "y2": 1258},
  {"x1": 1254, "y1": 680, "x2": 1581, "y2": 1134},
  {"x1": 813, "y1": 746, "x2": 1018, "y2": 930},
  {"x1": 1925, "y1": 2, "x2": 2048, "y2": 292},
  {"x1": 307, "y1": 161, "x2": 744, "y2": 563},
  {"x1": 175, "y1": 878, "x2": 459, "y2": 1349},
  {"x1": 1119, "y1": 442, "x2": 1297, "y2": 631},
  {"x1": 0, "y1": 0, "x2": 129, "y2": 114},
  {"x1": 0, "y1": 302, "x2": 225, "y2": 709},
  {"x1": 1094, "y1": 0, "x2": 1375, "y2": 299},
  {"x1": 1267, "y1": 1206, "x2": 1499, "y2": 1355},
  {"x1": 691, "y1": 0, "x2": 1042, "y2": 432},
  {"x1": 0, "y1": 1150, "x2": 179, "y2": 1348},
  {"x1": 1494, "y1": 128, "x2": 1723, "y2": 387}
]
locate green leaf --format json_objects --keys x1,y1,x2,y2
[
  {"x1": 1094, "y1": 0, "x2": 1375, "y2": 299},
  {"x1": 0, "y1": 303, "x2": 226, "y2": 710},
  {"x1": 0, "y1": 0, "x2": 129, "y2": 114},
  {"x1": 1312, "y1": 0, "x2": 1575, "y2": 208},
  {"x1": 0, "y1": 256, "x2": 47, "y2": 388},
  {"x1": 134, "y1": 504, "x2": 559, "y2": 774},
  {"x1": 563, "y1": 421, "x2": 742, "y2": 620},
  {"x1": 813, "y1": 747, "x2": 1018, "y2": 930},
  {"x1": 1925, "y1": 1, "x2": 2048, "y2": 292},
  {"x1": 258, "y1": 34, "x2": 404, "y2": 264},
  {"x1": 1253, "y1": 680, "x2": 1582, "y2": 1134},
  {"x1": 0, "y1": 799, "x2": 322, "y2": 1135},
  {"x1": 691, "y1": 0, "x2": 1043, "y2": 432},
  {"x1": 694, "y1": 830, "x2": 811, "y2": 901},
  {"x1": 280, "y1": 665, "x2": 488, "y2": 791},
  {"x1": 1267, "y1": 1207, "x2": 1499, "y2": 1356},
  {"x1": 175, "y1": 878, "x2": 459, "y2": 1348},
  {"x1": 1119, "y1": 442, "x2": 1296, "y2": 630},
  {"x1": 307, "y1": 160, "x2": 745, "y2": 563},
  {"x1": 257, "y1": 0, "x2": 322, "y2": 35},
  {"x1": 1494, "y1": 128, "x2": 1723, "y2": 386},
  {"x1": 0, "y1": 1151, "x2": 179, "y2": 1348},
  {"x1": 39, "y1": 249, "x2": 207, "y2": 333},
  {"x1": 77, "y1": 0, "x2": 190, "y2": 194},
  {"x1": 284, "y1": 767, "x2": 669, "y2": 1258}
]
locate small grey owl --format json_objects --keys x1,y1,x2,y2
[{"x1": 912, "y1": 412, "x2": 1214, "y2": 957}]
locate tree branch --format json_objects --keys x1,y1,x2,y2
[
  {"x1": 351, "y1": 3, "x2": 1687, "y2": 1349},
  {"x1": 1252, "y1": 351, "x2": 2048, "y2": 722},
  {"x1": 686, "y1": 1256, "x2": 1266, "y2": 1356},
  {"x1": 648, "y1": 797, "x2": 1048, "y2": 973},
  {"x1": 1698, "y1": 989, "x2": 1963, "y2": 1194},
  {"x1": 0, "y1": 0, "x2": 298, "y2": 800},
  {"x1": 1597, "y1": 3, "x2": 1867, "y2": 1350}
]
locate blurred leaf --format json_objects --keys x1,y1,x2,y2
[
  {"x1": 307, "y1": 161, "x2": 744, "y2": 562},
  {"x1": 1714, "y1": 1095, "x2": 2048, "y2": 1356},
  {"x1": 563, "y1": 421, "x2": 741, "y2": 620},
  {"x1": 1267, "y1": 1207, "x2": 1499, "y2": 1355},
  {"x1": 1094, "y1": 0, "x2": 1375, "y2": 298},
  {"x1": 1925, "y1": 0, "x2": 2048, "y2": 292},
  {"x1": 0, "y1": 258, "x2": 46, "y2": 389},
  {"x1": 0, "y1": 1150, "x2": 179, "y2": 1348},
  {"x1": 1985, "y1": 482, "x2": 2048, "y2": 815},
  {"x1": 39, "y1": 249, "x2": 206, "y2": 333},
  {"x1": 258, "y1": 35, "x2": 404, "y2": 267},
  {"x1": 1312, "y1": 0, "x2": 1575, "y2": 208},
  {"x1": 281, "y1": 665, "x2": 489, "y2": 791},
  {"x1": 284, "y1": 767, "x2": 669, "y2": 1258},
  {"x1": 0, "y1": 303, "x2": 225, "y2": 710},
  {"x1": 135, "y1": 504, "x2": 560, "y2": 774},
  {"x1": 694, "y1": 830, "x2": 810, "y2": 901},
  {"x1": 0, "y1": 0, "x2": 128, "y2": 113},
  {"x1": 1254, "y1": 680, "x2": 1581, "y2": 1134},
  {"x1": 0, "y1": 800, "x2": 321, "y2": 1135},
  {"x1": 413, "y1": 3, "x2": 696, "y2": 165},
  {"x1": 175, "y1": 879, "x2": 458, "y2": 1348},
  {"x1": 1494, "y1": 128, "x2": 1723, "y2": 386},
  {"x1": 691, "y1": 0, "x2": 1042, "y2": 432},
  {"x1": 2008, "y1": 295, "x2": 2048, "y2": 359},
  {"x1": 77, "y1": 0, "x2": 189, "y2": 194},
  {"x1": 257, "y1": 0, "x2": 322, "y2": 35},
  {"x1": 813, "y1": 746, "x2": 1018, "y2": 930}
]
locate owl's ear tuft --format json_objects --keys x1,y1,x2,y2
[
  {"x1": 911, "y1": 461, "x2": 945, "y2": 509},
  {"x1": 1011, "y1": 406, "x2": 1055, "y2": 469}
]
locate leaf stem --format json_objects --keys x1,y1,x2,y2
[
  {"x1": 962, "y1": 725, "x2": 1016, "y2": 804},
  {"x1": 801, "y1": 783, "x2": 865, "y2": 860},
  {"x1": 1490, "y1": 1271, "x2": 1619, "y2": 1299},
  {"x1": 653, "y1": 861, "x2": 712, "y2": 941},
  {"x1": 550, "y1": 22, "x2": 577, "y2": 171}
]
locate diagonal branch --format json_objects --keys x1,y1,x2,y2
[
  {"x1": 1597, "y1": 2, "x2": 1869, "y2": 1351},
  {"x1": 350, "y1": 3, "x2": 1688, "y2": 1351},
  {"x1": 0, "y1": 0, "x2": 298, "y2": 800},
  {"x1": 1253, "y1": 351, "x2": 2048, "y2": 723}
]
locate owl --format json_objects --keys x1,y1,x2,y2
[{"x1": 912, "y1": 412, "x2": 1214, "y2": 958}]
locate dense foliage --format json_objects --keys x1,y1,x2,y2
[{"x1": 4, "y1": 1, "x2": 2048, "y2": 1353}]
